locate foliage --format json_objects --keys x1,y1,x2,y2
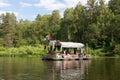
[
  {"x1": 0, "y1": 46, "x2": 6, "y2": 51},
  {"x1": 0, "y1": 45, "x2": 46, "y2": 57},
  {"x1": 113, "y1": 44, "x2": 120, "y2": 56},
  {"x1": 0, "y1": 0, "x2": 120, "y2": 56}
]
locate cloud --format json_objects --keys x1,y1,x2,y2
[
  {"x1": 64, "y1": 0, "x2": 84, "y2": 8},
  {"x1": 0, "y1": 11, "x2": 19, "y2": 17},
  {"x1": 33, "y1": 0, "x2": 88, "y2": 18},
  {"x1": 34, "y1": 0, "x2": 66, "y2": 11},
  {"x1": 20, "y1": 2, "x2": 33, "y2": 7},
  {"x1": 0, "y1": 1, "x2": 11, "y2": 7},
  {"x1": 34, "y1": 0, "x2": 89, "y2": 11}
]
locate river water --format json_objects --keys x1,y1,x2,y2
[{"x1": 0, "y1": 57, "x2": 120, "y2": 80}]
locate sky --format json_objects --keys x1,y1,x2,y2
[{"x1": 0, "y1": 0, "x2": 110, "y2": 21}]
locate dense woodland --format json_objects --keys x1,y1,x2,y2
[{"x1": 0, "y1": 0, "x2": 120, "y2": 56}]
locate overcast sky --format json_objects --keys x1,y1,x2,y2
[{"x1": 0, "y1": 0, "x2": 110, "y2": 21}]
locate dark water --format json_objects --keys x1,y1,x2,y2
[{"x1": 0, "y1": 57, "x2": 120, "y2": 80}]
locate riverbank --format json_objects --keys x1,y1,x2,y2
[
  {"x1": 0, "y1": 45, "x2": 119, "y2": 57},
  {"x1": 87, "y1": 47, "x2": 120, "y2": 57},
  {"x1": 0, "y1": 45, "x2": 47, "y2": 57}
]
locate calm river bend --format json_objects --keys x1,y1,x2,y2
[{"x1": 0, "y1": 57, "x2": 120, "y2": 80}]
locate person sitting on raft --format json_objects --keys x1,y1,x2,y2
[
  {"x1": 63, "y1": 50, "x2": 71, "y2": 58},
  {"x1": 72, "y1": 53, "x2": 78, "y2": 58}
]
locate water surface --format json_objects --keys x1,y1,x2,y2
[{"x1": 0, "y1": 57, "x2": 120, "y2": 80}]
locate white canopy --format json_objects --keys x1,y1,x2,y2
[
  {"x1": 49, "y1": 41, "x2": 84, "y2": 48},
  {"x1": 60, "y1": 42, "x2": 84, "y2": 48}
]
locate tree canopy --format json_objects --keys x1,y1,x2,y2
[{"x1": 0, "y1": 0, "x2": 120, "y2": 55}]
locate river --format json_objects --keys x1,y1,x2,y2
[{"x1": 0, "y1": 57, "x2": 120, "y2": 80}]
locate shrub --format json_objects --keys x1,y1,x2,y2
[
  {"x1": 113, "y1": 44, "x2": 120, "y2": 55},
  {"x1": 0, "y1": 45, "x2": 46, "y2": 57},
  {"x1": 88, "y1": 47, "x2": 106, "y2": 56},
  {"x1": 0, "y1": 46, "x2": 6, "y2": 51}
]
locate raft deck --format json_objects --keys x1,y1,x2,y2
[{"x1": 42, "y1": 57, "x2": 90, "y2": 61}]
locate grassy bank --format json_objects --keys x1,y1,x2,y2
[
  {"x1": 0, "y1": 45, "x2": 47, "y2": 57},
  {"x1": 88, "y1": 47, "x2": 120, "y2": 57},
  {"x1": 0, "y1": 45, "x2": 119, "y2": 57}
]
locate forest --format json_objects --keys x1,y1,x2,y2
[{"x1": 0, "y1": 0, "x2": 120, "y2": 57}]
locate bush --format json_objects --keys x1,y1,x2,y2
[
  {"x1": 88, "y1": 47, "x2": 106, "y2": 56},
  {"x1": 0, "y1": 45, "x2": 47, "y2": 57},
  {"x1": 0, "y1": 46, "x2": 6, "y2": 51},
  {"x1": 113, "y1": 44, "x2": 120, "y2": 55}
]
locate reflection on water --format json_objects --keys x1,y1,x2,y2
[
  {"x1": 0, "y1": 57, "x2": 45, "y2": 80},
  {"x1": 61, "y1": 61, "x2": 90, "y2": 80},
  {"x1": 0, "y1": 57, "x2": 120, "y2": 80},
  {"x1": 50, "y1": 60, "x2": 91, "y2": 80}
]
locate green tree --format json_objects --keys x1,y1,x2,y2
[
  {"x1": 61, "y1": 8, "x2": 74, "y2": 41},
  {"x1": 49, "y1": 10, "x2": 61, "y2": 39},
  {"x1": 96, "y1": 0, "x2": 114, "y2": 48},
  {"x1": 1, "y1": 13, "x2": 16, "y2": 47},
  {"x1": 85, "y1": 0, "x2": 99, "y2": 48},
  {"x1": 34, "y1": 14, "x2": 51, "y2": 42},
  {"x1": 108, "y1": 0, "x2": 120, "y2": 45},
  {"x1": 14, "y1": 19, "x2": 31, "y2": 47},
  {"x1": 108, "y1": 0, "x2": 120, "y2": 15},
  {"x1": 73, "y1": 3, "x2": 87, "y2": 42}
]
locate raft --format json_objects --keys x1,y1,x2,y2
[
  {"x1": 42, "y1": 41, "x2": 91, "y2": 61},
  {"x1": 42, "y1": 56, "x2": 91, "y2": 61}
]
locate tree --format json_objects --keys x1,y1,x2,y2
[
  {"x1": 108, "y1": 0, "x2": 120, "y2": 44},
  {"x1": 14, "y1": 19, "x2": 31, "y2": 47},
  {"x1": 86, "y1": 0, "x2": 98, "y2": 23},
  {"x1": 73, "y1": 3, "x2": 87, "y2": 42},
  {"x1": 108, "y1": 0, "x2": 120, "y2": 15},
  {"x1": 1, "y1": 13, "x2": 16, "y2": 47},
  {"x1": 84, "y1": 0, "x2": 100, "y2": 48},
  {"x1": 96, "y1": 0, "x2": 114, "y2": 47},
  {"x1": 61, "y1": 8, "x2": 74, "y2": 41},
  {"x1": 49, "y1": 10, "x2": 61, "y2": 39}
]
